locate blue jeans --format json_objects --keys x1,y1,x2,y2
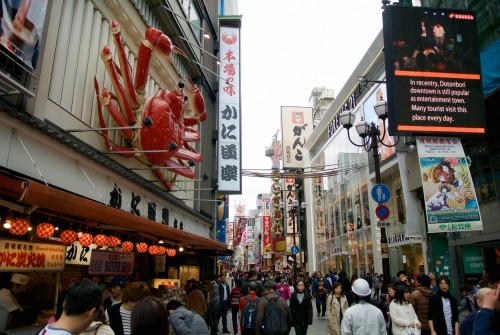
[
  {"x1": 316, "y1": 296, "x2": 327, "y2": 316},
  {"x1": 219, "y1": 301, "x2": 229, "y2": 331}
]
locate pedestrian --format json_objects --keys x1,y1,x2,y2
[
  {"x1": 289, "y1": 280, "x2": 313, "y2": 335},
  {"x1": 458, "y1": 284, "x2": 475, "y2": 322},
  {"x1": 409, "y1": 273, "x2": 433, "y2": 335},
  {"x1": 230, "y1": 278, "x2": 242, "y2": 335},
  {"x1": 428, "y1": 275, "x2": 459, "y2": 335},
  {"x1": 0, "y1": 273, "x2": 28, "y2": 331},
  {"x1": 167, "y1": 299, "x2": 209, "y2": 335},
  {"x1": 205, "y1": 274, "x2": 220, "y2": 335},
  {"x1": 131, "y1": 296, "x2": 169, "y2": 335},
  {"x1": 107, "y1": 281, "x2": 151, "y2": 335},
  {"x1": 103, "y1": 277, "x2": 126, "y2": 311},
  {"x1": 341, "y1": 278, "x2": 387, "y2": 335},
  {"x1": 218, "y1": 275, "x2": 231, "y2": 334},
  {"x1": 240, "y1": 270, "x2": 265, "y2": 298},
  {"x1": 326, "y1": 282, "x2": 348, "y2": 335},
  {"x1": 239, "y1": 281, "x2": 260, "y2": 335},
  {"x1": 287, "y1": 277, "x2": 295, "y2": 296},
  {"x1": 187, "y1": 281, "x2": 207, "y2": 317},
  {"x1": 255, "y1": 280, "x2": 292, "y2": 335},
  {"x1": 394, "y1": 271, "x2": 411, "y2": 291},
  {"x1": 373, "y1": 273, "x2": 381, "y2": 301},
  {"x1": 459, "y1": 287, "x2": 490, "y2": 335},
  {"x1": 312, "y1": 271, "x2": 329, "y2": 319},
  {"x1": 470, "y1": 284, "x2": 500, "y2": 335},
  {"x1": 389, "y1": 285, "x2": 421, "y2": 335},
  {"x1": 38, "y1": 281, "x2": 103, "y2": 335},
  {"x1": 276, "y1": 276, "x2": 291, "y2": 303}
]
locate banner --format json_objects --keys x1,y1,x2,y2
[
  {"x1": 233, "y1": 217, "x2": 246, "y2": 246},
  {"x1": 417, "y1": 136, "x2": 482, "y2": 233},
  {"x1": 281, "y1": 107, "x2": 313, "y2": 168},
  {"x1": 88, "y1": 249, "x2": 134, "y2": 275},
  {"x1": 0, "y1": 239, "x2": 65, "y2": 272},
  {"x1": 263, "y1": 216, "x2": 272, "y2": 253}
]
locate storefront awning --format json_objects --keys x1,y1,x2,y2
[{"x1": 0, "y1": 171, "x2": 231, "y2": 255}]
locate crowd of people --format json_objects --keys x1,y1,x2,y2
[{"x1": 26, "y1": 268, "x2": 499, "y2": 335}]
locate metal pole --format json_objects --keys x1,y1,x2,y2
[
  {"x1": 371, "y1": 127, "x2": 391, "y2": 286},
  {"x1": 292, "y1": 210, "x2": 297, "y2": 281}
]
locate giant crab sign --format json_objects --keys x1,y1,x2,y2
[{"x1": 94, "y1": 21, "x2": 207, "y2": 190}]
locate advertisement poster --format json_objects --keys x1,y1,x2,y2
[
  {"x1": 88, "y1": 249, "x2": 134, "y2": 276},
  {"x1": 0, "y1": 239, "x2": 65, "y2": 271},
  {"x1": 383, "y1": 6, "x2": 485, "y2": 135},
  {"x1": 0, "y1": 0, "x2": 48, "y2": 69},
  {"x1": 417, "y1": 136, "x2": 482, "y2": 233}
]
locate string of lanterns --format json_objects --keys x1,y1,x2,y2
[{"x1": 5, "y1": 217, "x2": 179, "y2": 256}]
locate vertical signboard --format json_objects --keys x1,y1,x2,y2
[
  {"x1": 218, "y1": 25, "x2": 241, "y2": 193},
  {"x1": 284, "y1": 177, "x2": 296, "y2": 235},
  {"x1": 417, "y1": 136, "x2": 482, "y2": 233},
  {"x1": 263, "y1": 216, "x2": 272, "y2": 253},
  {"x1": 281, "y1": 107, "x2": 313, "y2": 169},
  {"x1": 383, "y1": 6, "x2": 485, "y2": 135}
]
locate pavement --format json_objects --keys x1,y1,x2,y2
[{"x1": 218, "y1": 302, "x2": 329, "y2": 335}]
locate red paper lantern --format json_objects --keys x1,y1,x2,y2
[
  {"x1": 60, "y1": 230, "x2": 77, "y2": 245},
  {"x1": 122, "y1": 241, "x2": 133, "y2": 252},
  {"x1": 136, "y1": 242, "x2": 148, "y2": 253},
  {"x1": 107, "y1": 236, "x2": 120, "y2": 248},
  {"x1": 9, "y1": 218, "x2": 29, "y2": 236},
  {"x1": 79, "y1": 233, "x2": 93, "y2": 247},
  {"x1": 148, "y1": 245, "x2": 159, "y2": 255},
  {"x1": 157, "y1": 246, "x2": 166, "y2": 255},
  {"x1": 166, "y1": 248, "x2": 176, "y2": 257},
  {"x1": 94, "y1": 234, "x2": 108, "y2": 247},
  {"x1": 36, "y1": 222, "x2": 55, "y2": 239}
]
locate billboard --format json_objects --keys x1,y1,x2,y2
[
  {"x1": 218, "y1": 25, "x2": 242, "y2": 193},
  {"x1": 383, "y1": 6, "x2": 485, "y2": 135},
  {"x1": 0, "y1": 0, "x2": 48, "y2": 69},
  {"x1": 281, "y1": 106, "x2": 313, "y2": 169},
  {"x1": 417, "y1": 136, "x2": 482, "y2": 233}
]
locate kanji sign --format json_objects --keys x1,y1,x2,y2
[
  {"x1": 88, "y1": 249, "x2": 134, "y2": 275},
  {"x1": 0, "y1": 239, "x2": 66, "y2": 272}
]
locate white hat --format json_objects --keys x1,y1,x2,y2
[
  {"x1": 352, "y1": 278, "x2": 371, "y2": 297},
  {"x1": 11, "y1": 273, "x2": 29, "y2": 285}
]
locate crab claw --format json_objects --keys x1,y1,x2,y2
[{"x1": 184, "y1": 77, "x2": 207, "y2": 126}]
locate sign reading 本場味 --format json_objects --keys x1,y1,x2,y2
[{"x1": 218, "y1": 25, "x2": 241, "y2": 194}]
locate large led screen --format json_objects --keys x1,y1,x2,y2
[{"x1": 383, "y1": 6, "x2": 485, "y2": 136}]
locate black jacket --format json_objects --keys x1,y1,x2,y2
[
  {"x1": 428, "y1": 292, "x2": 459, "y2": 335},
  {"x1": 289, "y1": 290, "x2": 313, "y2": 326},
  {"x1": 107, "y1": 302, "x2": 125, "y2": 335}
]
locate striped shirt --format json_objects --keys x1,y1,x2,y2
[{"x1": 120, "y1": 306, "x2": 132, "y2": 335}]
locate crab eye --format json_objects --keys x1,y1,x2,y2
[
  {"x1": 178, "y1": 82, "x2": 185, "y2": 89},
  {"x1": 184, "y1": 96, "x2": 188, "y2": 101}
]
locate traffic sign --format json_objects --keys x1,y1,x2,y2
[
  {"x1": 371, "y1": 184, "x2": 391, "y2": 204},
  {"x1": 375, "y1": 204, "x2": 390, "y2": 220},
  {"x1": 291, "y1": 245, "x2": 300, "y2": 255},
  {"x1": 377, "y1": 221, "x2": 391, "y2": 228}
]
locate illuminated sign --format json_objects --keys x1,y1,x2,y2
[
  {"x1": 0, "y1": 240, "x2": 65, "y2": 272},
  {"x1": 383, "y1": 6, "x2": 485, "y2": 135}
]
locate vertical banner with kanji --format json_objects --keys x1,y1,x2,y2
[
  {"x1": 417, "y1": 136, "x2": 482, "y2": 233},
  {"x1": 281, "y1": 107, "x2": 313, "y2": 169},
  {"x1": 218, "y1": 25, "x2": 241, "y2": 193},
  {"x1": 263, "y1": 216, "x2": 272, "y2": 253}
]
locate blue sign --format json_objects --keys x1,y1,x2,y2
[
  {"x1": 371, "y1": 184, "x2": 391, "y2": 204},
  {"x1": 291, "y1": 245, "x2": 300, "y2": 255},
  {"x1": 375, "y1": 204, "x2": 390, "y2": 220}
]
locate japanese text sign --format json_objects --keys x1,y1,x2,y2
[
  {"x1": 88, "y1": 249, "x2": 134, "y2": 276},
  {"x1": 281, "y1": 107, "x2": 313, "y2": 169},
  {"x1": 0, "y1": 239, "x2": 65, "y2": 272},
  {"x1": 218, "y1": 25, "x2": 241, "y2": 193}
]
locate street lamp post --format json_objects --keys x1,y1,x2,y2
[
  {"x1": 280, "y1": 200, "x2": 308, "y2": 280},
  {"x1": 339, "y1": 99, "x2": 397, "y2": 287}
]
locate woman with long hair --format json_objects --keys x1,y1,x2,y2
[
  {"x1": 428, "y1": 275, "x2": 459, "y2": 335},
  {"x1": 289, "y1": 280, "x2": 313, "y2": 335},
  {"x1": 326, "y1": 282, "x2": 349, "y2": 335},
  {"x1": 389, "y1": 285, "x2": 421, "y2": 335}
]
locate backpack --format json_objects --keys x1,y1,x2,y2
[
  {"x1": 264, "y1": 296, "x2": 288, "y2": 335},
  {"x1": 242, "y1": 296, "x2": 260, "y2": 329}
]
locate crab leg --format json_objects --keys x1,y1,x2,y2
[
  {"x1": 153, "y1": 159, "x2": 195, "y2": 191},
  {"x1": 184, "y1": 77, "x2": 207, "y2": 126},
  {"x1": 134, "y1": 28, "x2": 188, "y2": 95},
  {"x1": 100, "y1": 46, "x2": 137, "y2": 125},
  {"x1": 110, "y1": 21, "x2": 139, "y2": 110},
  {"x1": 94, "y1": 78, "x2": 136, "y2": 157}
]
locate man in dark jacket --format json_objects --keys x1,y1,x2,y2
[
  {"x1": 409, "y1": 273, "x2": 434, "y2": 335},
  {"x1": 255, "y1": 280, "x2": 292, "y2": 335},
  {"x1": 205, "y1": 274, "x2": 220, "y2": 335},
  {"x1": 218, "y1": 275, "x2": 231, "y2": 333},
  {"x1": 460, "y1": 287, "x2": 489, "y2": 335},
  {"x1": 240, "y1": 270, "x2": 265, "y2": 298}
]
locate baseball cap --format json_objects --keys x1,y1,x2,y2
[{"x1": 110, "y1": 277, "x2": 126, "y2": 287}]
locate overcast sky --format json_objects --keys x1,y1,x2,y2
[{"x1": 228, "y1": 1, "x2": 384, "y2": 221}]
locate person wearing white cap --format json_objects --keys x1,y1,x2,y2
[
  {"x1": 0, "y1": 273, "x2": 28, "y2": 331},
  {"x1": 341, "y1": 278, "x2": 387, "y2": 335}
]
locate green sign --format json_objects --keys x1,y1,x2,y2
[
  {"x1": 462, "y1": 245, "x2": 484, "y2": 274},
  {"x1": 430, "y1": 235, "x2": 454, "y2": 293}
]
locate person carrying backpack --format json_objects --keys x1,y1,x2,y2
[
  {"x1": 239, "y1": 281, "x2": 260, "y2": 335},
  {"x1": 255, "y1": 280, "x2": 292, "y2": 335}
]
